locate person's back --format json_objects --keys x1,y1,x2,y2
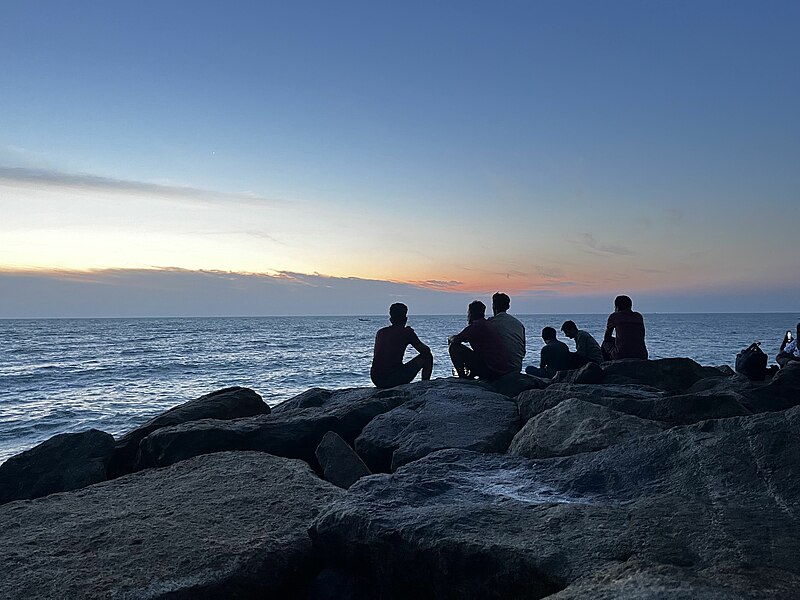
[
  {"x1": 603, "y1": 295, "x2": 648, "y2": 360},
  {"x1": 371, "y1": 324, "x2": 416, "y2": 379},
  {"x1": 448, "y1": 300, "x2": 513, "y2": 380},
  {"x1": 541, "y1": 338, "x2": 571, "y2": 374},
  {"x1": 575, "y1": 329, "x2": 603, "y2": 364},
  {"x1": 371, "y1": 303, "x2": 433, "y2": 388},
  {"x1": 488, "y1": 293, "x2": 526, "y2": 373},
  {"x1": 461, "y1": 318, "x2": 513, "y2": 375}
]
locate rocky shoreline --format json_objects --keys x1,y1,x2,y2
[{"x1": 1, "y1": 358, "x2": 799, "y2": 598}]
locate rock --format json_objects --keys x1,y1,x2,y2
[
  {"x1": 601, "y1": 358, "x2": 729, "y2": 393},
  {"x1": 516, "y1": 383, "x2": 750, "y2": 427},
  {"x1": 0, "y1": 451, "x2": 343, "y2": 599},
  {"x1": 0, "y1": 429, "x2": 114, "y2": 505},
  {"x1": 108, "y1": 386, "x2": 270, "y2": 477},
  {"x1": 551, "y1": 361, "x2": 604, "y2": 385},
  {"x1": 312, "y1": 406, "x2": 800, "y2": 599},
  {"x1": 355, "y1": 381, "x2": 520, "y2": 472},
  {"x1": 741, "y1": 363, "x2": 800, "y2": 413},
  {"x1": 508, "y1": 398, "x2": 665, "y2": 458},
  {"x1": 316, "y1": 431, "x2": 371, "y2": 489},
  {"x1": 486, "y1": 371, "x2": 550, "y2": 397},
  {"x1": 137, "y1": 386, "x2": 412, "y2": 471},
  {"x1": 516, "y1": 383, "x2": 664, "y2": 423}
]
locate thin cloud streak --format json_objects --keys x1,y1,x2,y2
[{"x1": 577, "y1": 233, "x2": 635, "y2": 256}]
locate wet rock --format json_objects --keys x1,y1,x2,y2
[
  {"x1": 601, "y1": 358, "x2": 729, "y2": 392},
  {"x1": 509, "y1": 398, "x2": 665, "y2": 458},
  {"x1": 316, "y1": 431, "x2": 371, "y2": 489},
  {"x1": 0, "y1": 451, "x2": 343, "y2": 599},
  {"x1": 551, "y1": 361, "x2": 604, "y2": 385},
  {"x1": 312, "y1": 406, "x2": 800, "y2": 599},
  {"x1": 0, "y1": 429, "x2": 114, "y2": 505},
  {"x1": 108, "y1": 386, "x2": 269, "y2": 477},
  {"x1": 355, "y1": 382, "x2": 520, "y2": 472}
]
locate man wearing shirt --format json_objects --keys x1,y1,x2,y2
[
  {"x1": 448, "y1": 300, "x2": 513, "y2": 380},
  {"x1": 525, "y1": 327, "x2": 571, "y2": 378},
  {"x1": 371, "y1": 303, "x2": 433, "y2": 388},
  {"x1": 488, "y1": 292, "x2": 526, "y2": 373},
  {"x1": 777, "y1": 323, "x2": 800, "y2": 369},
  {"x1": 561, "y1": 320, "x2": 603, "y2": 366},
  {"x1": 602, "y1": 295, "x2": 648, "y2": 361}
]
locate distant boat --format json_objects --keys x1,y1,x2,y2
[{"x1": 358, "y1": 318, "x2": 370, "y2": 322}]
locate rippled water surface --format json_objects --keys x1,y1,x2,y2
[{"x1": 0, "y1": 314, "x2": 795, "y2": 462}]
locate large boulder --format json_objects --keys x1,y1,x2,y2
[
  {"x1": 508, "y1": 398, "x2": 665, "y2": 459},
  {"x1": 486, "y1": 372, "x2": 550, "y2": 397},
  {"x1": 315, "y1": 431, "x2": 371, "y2": 489},
  {"x1": 311, "y1": 406, "x2": 800, "y2": 599},
  {"x1": 0, "y1": 451, "x2": 343, "y2": 599},
  {"x1": 136, "y1": 386, "x2": 412, "y2": 471},
  {"x1": 108, "y1": 386, "x2": 270, "y2": 477},
  {"x1": 601, "y1": 358, "x2": 729, "y2": 393},
  {"x1": 0, "y1": 429, "x2": 115, "y2": 505},
  {"x1": 551, "y1": 361, "x2": 604, "y2": 385},
  {"x1": 355, "y1": 381, "x2": 520, "y2": 472}
]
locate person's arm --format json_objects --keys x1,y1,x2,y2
[
  {"x1": 780, "y1": 332, "x2": 790, "y2": 353},
  {"x1": 539, "y1": 346, "x2": 547, "y2": 369},
  {"x1": 448, "y1": 325, "x2": 470, "y2": 346},
  {"x1": 408, "y1": 328, "x2": 432, "y2": 356},
  {"x1": 603, "y1": 315, "x2": 615, "y2": 344}
]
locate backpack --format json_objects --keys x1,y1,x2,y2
[{"x1": 735, "y1": 342, "x2": 768, "y2": 381}]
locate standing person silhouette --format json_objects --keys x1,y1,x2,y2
[
  {"x1": 371, "y1": 303, "x2": 433, "y2": 388},
  {"x1": 601, "y1": 295, "x2": 648, "y2": 361}
]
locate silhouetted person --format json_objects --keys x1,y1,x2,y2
[
  {"x1": 371, "y1": 303, "x2": 433, "y2": 388},
  {"x1": 602, "y1": 295, "x2": 648, "y2": 361},
  {"x1": 525, "y1": 327, "x2": 571, "y2": 378},
  {"x1": 448, "y1": 300, "x2": 513, "y2": 380},
  {"x1": 488, "y1": 292, "x2": 526, "y2": 373},
  {"x1": 777, "y1": 322, "x2": 800, "y2": 368},
  {"x1": 561, "y1": 320, "x2": 603, "y2": 366}
]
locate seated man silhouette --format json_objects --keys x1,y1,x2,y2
[
  {"x1": 777, "y1": 322, "x2": 800, "y2": 369},
  {"x1": 525, "y1": 327, "x2": 571, "y2": 378},
  {"x1": 370, "y1": 303, "x2": 433, "y2": 389},
  {"x1": 601, "y1": 295, "x2": 648, "y2": 361},
  {"x1": 488, "y1": 292, "x2": 526, "y2": 373},
  {"x1": 561, "y1": 320, "x2": 603, "y2": 367},
  {"x1": 448, "y1": 300, "x2": 513, "y2": 380}
]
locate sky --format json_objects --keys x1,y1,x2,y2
[{"x1": 1, "y1": 1, "x2": 798, "y2": 317}]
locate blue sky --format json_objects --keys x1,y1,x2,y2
[{"x1": 1, "y1": 1, "x2": 798, "y2": 316}]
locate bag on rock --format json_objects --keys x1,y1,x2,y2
[{"x1": 735, "y1": 342, "x2": 768, "y2": 381}]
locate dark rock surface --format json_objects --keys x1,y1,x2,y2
[
  {"x1": 312, "y1": 406, "x2": 800, "y2": 599},
  {"x1": 486, "y1": 371, "x2": 550, "y2": 397},
  {"x1": 315, "y1": 431, "x2": 371, "y2": 489},
  {"x1": 354, "y1": 381, "x2": 520, "y2": 472},
  {"x1": 601, "y1": 358, "x2": 729, "y2": 392},
  {"x1": 508, "y1": 397, "x2": 665, "y2": 458},
  {"x1": 108, "y1": 386, "x2": 269, "y2": 477},
  {"x1": 551, "y1": 361, "x2": 604, "y2": 385},
  {"x1": 0, "y1": 451, "x2": 343, "y2": 600},
  {"x1": 0, "y1": 429, "x2": 114, "y2": 505}
]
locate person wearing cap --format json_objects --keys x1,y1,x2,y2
[
  {"x1": 561, "y1": 320, "x2": 603, "y2": 366},
  {"x1": 371, "y1": 303, "x2": 433, "y2": 388},
  {"x1": 488, "y1": 292, "x2": 526, "y2": 373}
]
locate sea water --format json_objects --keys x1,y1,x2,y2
[{"x1": 0, "y1": 313, "x2": 796, "y2": 463}]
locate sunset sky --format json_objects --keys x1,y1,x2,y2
[{"x1": 2, "y1": 1, "x2": 798, "y2": 316}]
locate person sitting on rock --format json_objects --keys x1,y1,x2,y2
[
  {"x1": 448, "y1": 300, "x2": 513, "y2": 380},
  {"x1": 601, "y1": 295, "x2": 648, "y2": 361},
  {"x1": 371, "y1": 303, "x2": 433, "y2": 388},
  {"x1": 777, "y1": 322, "x2": 800, "y2": 369},
  {"x1": 525, "y1": 327, "x2": 571, "y2": 378},
  {"x1": 561, "y1": 320, "x2": 603, "y2": 367},
  {"x1": 488, "y1": 292, "x2": 526, "y2": 373}
]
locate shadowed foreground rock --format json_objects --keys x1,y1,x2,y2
[
  {"x1": 354, "y1": 382, "x2": 519, "y2": 472},
  {"x1": 108, "y1": 386, "x2": 270, "y2": 477},
  {"x1": 312, "y1": 406, "x2": 800, "y2": 599},
  {"x1": 0, "y1": 451, "x2": 343, "y2": 599},
  {"x1": 315, "y1": 431, "x2": 371, "y2": 489},
  {"x1": 508, "y1": 397, "x2": 665, "y2": 458},
  {"x1": 601, "y1": 357, "x2": 729, "y2": 392},
  {"x1": 0, "y1": 429, "x2": 114, "y2": 505}
]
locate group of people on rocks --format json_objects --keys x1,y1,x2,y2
[{"x1": 370, "y1": 293, "x2": 649, "y2": 389}]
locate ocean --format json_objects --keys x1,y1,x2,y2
[{"x1": 0, "y1": 313, "x2": 796, "y2": 464}]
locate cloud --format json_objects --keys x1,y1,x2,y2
[
  {"x1": 412, "y1": 279, "x2": 464, "y2": 290},
  {"x1": 0, "y1": 166, "x2": 285, "y2": 208},
  {"x1": 577, "y1": 233, "x2": 635, "y2": 256}
]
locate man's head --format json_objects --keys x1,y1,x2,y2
[
  {"x1": 492, "y1": 292, "x2": 510, "y2": 316},
  {"x1": 561, "y1": 320, "x2": 578, "y2": 339},
  {"x1": 389, "y1": 303, "x2": 408, "y2": 326},
  {"x1": 468, "y1": 300, "x2": 486, "y2": 323},
  {"x1": 542, "y1": 326, "x2": 557, "y2": 342},
  {"x1": 614, "y1": 295, "x2": 633, "y2": 311}
]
